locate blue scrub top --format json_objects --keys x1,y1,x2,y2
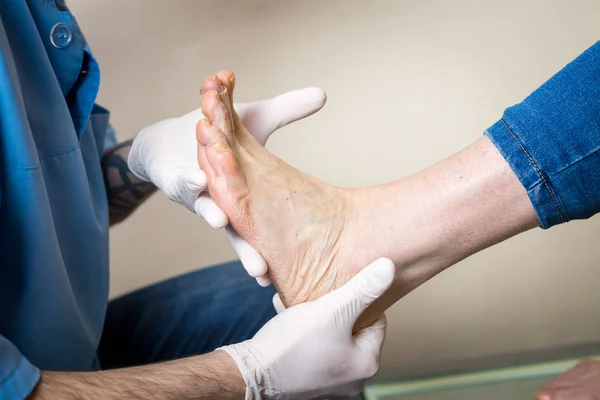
[{"x1": 0, "y1": 1, "x2": 114, "y2": 397}]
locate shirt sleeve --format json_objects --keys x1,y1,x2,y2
[
  {"x1": 0, "y1": 335, "x2": 40, "y2": 400},
  {"x1": 485, "y1": 40, "x2": 600, "y2": 229},
  {"x1": 104, "y1": 123, "x2": 118, "y2": 150}
]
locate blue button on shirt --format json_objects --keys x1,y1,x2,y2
[{"x1": 0, "y1": 1, "x2": 114, "y2": 398}]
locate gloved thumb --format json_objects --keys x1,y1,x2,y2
[
  {"x1": 235, "y1": 87, "x2": 327, "y2": 146},
  {"x1": 320, "y1": 258, "x2": 395, "y2": 324},
  {"x1": 354, "y1": 314, "x2": 387, "y2": 357}
]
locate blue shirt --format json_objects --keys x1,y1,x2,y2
[{"x1": 0, "y1": 1, "x2": 114, "y2": 398}]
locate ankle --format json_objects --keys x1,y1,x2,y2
[{"x1": 345, "y1": 182, "x2": 460, "y2": 277}]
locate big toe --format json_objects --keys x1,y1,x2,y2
[
  {"x1": 216, "y1": 70, "x2": 251, "y2": 135},
  {"x1": 201, "y1": 74, "x2": 224, "y2": 95},
  {"x1": 201, "y1": 84, "x2": 234, "y2": 140},
  {"x1": 216, "y1": 70, "x2": 235, "y2": 105}
]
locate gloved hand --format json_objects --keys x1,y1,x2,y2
[
  {"x1": 128, "y1": 88, "x2": 327, "y2": 286},
  {"x1": 219, "y1": 258, "x2": 395, "y2": 400}
]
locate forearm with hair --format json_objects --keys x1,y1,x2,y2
[
  {"x1": 101, "y1": 140, "x2": 157, "y2": 225},
  {"x1": 29, "y1": 351, "x2": 244, "y2": 400}
]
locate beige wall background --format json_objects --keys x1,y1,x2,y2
[{"x1": 69, "y1": 0, "x2": 600, "y2": 380}]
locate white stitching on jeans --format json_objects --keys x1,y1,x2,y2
[{"x1": 500, "y1": 119, "x2": 566, "y2": 223}]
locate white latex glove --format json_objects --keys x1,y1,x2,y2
[
  {"x1": 128, "y1": 88, "x2": 327, "y2": 286},
  {"x1": 219, "y1": 258, "x2": 395, "y2": 400}
]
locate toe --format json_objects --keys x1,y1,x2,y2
[
  {"x1": 201, "y1": 90, "x2": 234, "y2": 140},
  {"x1": 196, "y1": 118, "x2": 225, "y2": 147},
  {"x1": 204, "y1": 138, "x2": 250, "y2": 214},
  {"x1": 201, "y1": 74, "x2": 223, "y2": 95},
  {"x1": 205, "y1": 139, "x2": 240, "y2": 178},
  {"x1": 216, "y1": 70, "x2": 235, "y2": 105},
  {"x1": 196, "y1": 143, "x2": 214, "y2": 187},
  {"x1": 197, "y1": 119, "x2": 245, "y2": 191},
  {"x1": 216, "y1": 70, "x2": 249, "y2": 136}
]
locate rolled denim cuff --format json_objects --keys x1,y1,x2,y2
[
  {"x1": 485, "y1": 40, "x2": 600, "y2": 229},
  {"x1": 486, "y1": 118, "x2": 567, "y2": 228}
]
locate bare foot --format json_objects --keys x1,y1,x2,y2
[
  {"x1": 536, "y1": 360, "x2": 600, "y2": 400},
  {"x1": 196, "y1": 71, "x2": 382, "y2": 324}
]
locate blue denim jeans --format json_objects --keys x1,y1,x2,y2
[
  {"x1": 97, "y1": 261, "x2": 276, "y2": 369},
  {"x1": 486, "y1": 41, "x2": 600, "y2": 229}
]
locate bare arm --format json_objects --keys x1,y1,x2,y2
[
  {"x1": 101, "y1": 140, "x2": 157, "y2": 225},
  {"x1": 29, "y1": 351, "x2": 243, "y2": 400}
]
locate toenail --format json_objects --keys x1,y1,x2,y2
[
  {"x1": 214, "y1": 141, "x2": 229, "y2": 153},
  {"x1": 200, "y1": 119, "x2": 210, "y2": 126}
]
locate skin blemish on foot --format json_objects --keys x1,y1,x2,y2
[{"x1": 214, "y1": 141, "x2": 230, "y2": 153}]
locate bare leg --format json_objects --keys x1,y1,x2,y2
[{"x1": 196, "y1": 71, "x2": 538, "y2": 330}]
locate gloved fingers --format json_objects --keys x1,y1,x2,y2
[
  {"x1": 226, "y1": 226, "x2": 269, "y2": 282},
  {"x1": 255, "y1": 275, "x2": 272, "y2": 287},
  {"x1": 180, "y1": 168, "x2": 207, "y2": 192},
  {"x1": 235, "y1": 87, "x2": 327, "y2": 146},
  {"x1": 272, "y1": 293, "x2": 286, "y2": 314},
  {"x1": 319, "y1": 258, "x2": 395, "y2": 323},
  {"x1": 194, "y1": 194, "x2": 229, "y2": 229},
  {"x1": 352, "y1": 314, "x2": 386, "y2": 380},
  {"x1": 170, "y1": 168, "x2": 207, "y2": 211},
  {"x1": 354, "y1": 314, "x2": 387, "y2": 357}
]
